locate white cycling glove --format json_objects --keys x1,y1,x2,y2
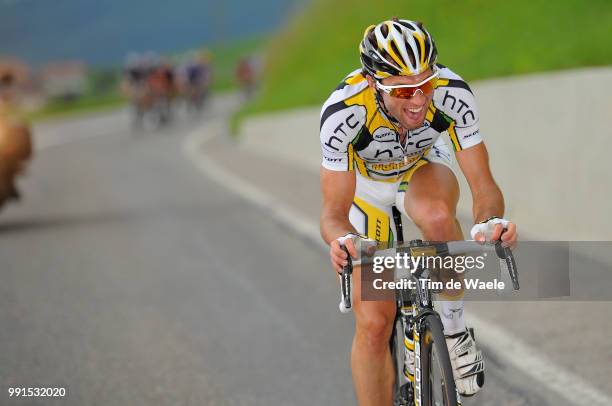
[
  {"x1": 335, "y1": 232, "x2": 377, "y2": 254},
  {"x1": 470, "y1": 216, "x2": 509, "y2": 241},
  {"x1": 336, "y1": 232, "x2": 362, "y2": 246}
]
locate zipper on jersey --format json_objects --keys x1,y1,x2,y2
[{"x1": 396, "y1": 129, "x2": 411, "y2": 179}]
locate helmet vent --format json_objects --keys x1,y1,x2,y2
[
  {"x1": 389, "y1": 41, "x2": 402, "y2": 62},
  {"x1": 424, "y1": 41, "x2": 431, "y2": 63},
  {"x1": 381, "y1": 24, "x2": 389, "y2": 37},
  {"x1": 366, "y1": 28, "x2": 378, "y2": 49}
]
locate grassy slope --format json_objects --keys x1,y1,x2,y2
[
  {"x1": 210, "y1": 35, "x2": 269, "y2": 92},
  {"x1": 27, "y1": 93, "x2": 124, "y2": 122},
  {"x1": 238, "y1": 0, "x2": 612, "y2": 121}
]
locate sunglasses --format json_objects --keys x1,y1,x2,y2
[{"x1": 375, "y1": 69, "x2": 439, "y2": 99}]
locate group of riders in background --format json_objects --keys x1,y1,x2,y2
[
  {"x1": 121, "y1": 51, "x2": 213, "y2": 128},
  {"x1": 122, "y1": 50, "x2": 259, "y2": 129}
]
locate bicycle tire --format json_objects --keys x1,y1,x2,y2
[{"x1": 420, "y1": 314, "x2": 459, "y2": 406}]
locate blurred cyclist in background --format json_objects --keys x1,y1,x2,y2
[
  {"x1": 122, "y1": 52, "x2": 150, "y2": 127},
  {"x1": 122, "y1": 52, "x2": 177, "y2": 128},
  {"x1": 235, "y1": 56, "x2": 258, "y2": 99},
  {"x1": 0, "y1": 71, "x2": 33, "y2": 208},
  {"x1": 178, "y1": 51, "x2": 212, "y2": 113},
  {"x1": 147, "y1": 56, "x2": 177, "y2": 125}
]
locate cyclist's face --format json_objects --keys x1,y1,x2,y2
[{"x1": 368, "y1": 69, "x2": 434, "y2": 130}]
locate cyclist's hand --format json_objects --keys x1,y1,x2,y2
[
  {"x1": 330, "y1": 233, "x2": 375, "y2": 274},
  {"x1": 330, "y1": 234, "x2": 358, "y2": 274},
  {"x1": 471, "y1": 217, "x2": 517, "y2": 248}
]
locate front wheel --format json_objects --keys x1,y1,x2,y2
[{"x1": 420, "y1": 314, "x2": 460, "y2": 406}]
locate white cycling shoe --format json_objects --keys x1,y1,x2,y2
[{"x1": 445, "y1": 328, "x2": 485, "y2": 396}]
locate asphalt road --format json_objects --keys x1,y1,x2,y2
[{"x1": 0, "y1": 99, "x2": 601, "y2": 405}]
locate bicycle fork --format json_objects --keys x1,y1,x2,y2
[
  {"x1": 396, "y1": 305, "x2": 418, "y2": 405},
  {"x1": 395, "y1": 306, "x2": 425, "y2": 406},
  {"x1": 400, "y1": 307, "x2": 464, "y2": 406}
]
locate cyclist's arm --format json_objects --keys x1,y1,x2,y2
[
  {"x1": 456, "y1": 143, "x2": 517, "y2": 244},
  {"x1": 435, "y1": 72, "x2": 516, "y2": 243},
  {"x1": 435, "y1": 73, "x2": 502, "y2": 222},
  {"x1": 320, "y1": 167, "x2": 356, "y2": 244},
  {"x1": 456, "y1": 142, "x2": 504, "y2": 223},
  {"x1": 320, "y1": 167, "x2": 362, "y2": 271},
  {"x1": 319, "y1": 91, "x2": 367, "y2": 266}
]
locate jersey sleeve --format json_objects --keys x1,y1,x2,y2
[
  {"x1": 433, "y1": 74, "x2": 483, "y2": 151},
  {"x1": 319, "y1": 100, "x2": 366, "y2": 171}
]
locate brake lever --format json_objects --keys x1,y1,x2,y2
[
  {"x1": 494, "y1": 241, "x2": 519, "y2": 290},
  {"x1": 339, "y1": 246, "x2": 353, "y2": 312}
]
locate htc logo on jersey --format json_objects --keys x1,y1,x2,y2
[
  {"x1": 323, "y1": 112, "x2": 362, "y2": 152},
  {"x1": 441, "y1": 90, "x2": 475, "y2": 125}
]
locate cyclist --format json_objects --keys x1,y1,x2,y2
[
  {"x1": 147, "y1": 57, "x2": 176, "y2": 124},
  {"x1": 319, "y1": 18, "x2": 517, "y2": 404},
  {"x1": 179, "y1": 51, "x2": 212, "y2": 111},
  {"x1": 235, "y1": 56, "x2": 257, "y2": 98},
  {"x1": 122, "y1": 53, "x2": 150, "y2": 125}
]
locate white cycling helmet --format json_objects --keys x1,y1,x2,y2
[{"x1": 360, "y1": 18, "x2": 438, "y2": 79}]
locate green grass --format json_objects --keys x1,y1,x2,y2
[
  {"x1": 210, "y1": 34, "x2": 269, "y2": 92},
  {"x1": 27, "y1": 92, "x2": 125, "y2": 122},
  {"x1": 237, "y1": 0, "x2": 612, "y2": 126}
]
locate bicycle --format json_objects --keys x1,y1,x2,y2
[{"x1": 338, "y1": 207, "x2": 519, "y2": 406}]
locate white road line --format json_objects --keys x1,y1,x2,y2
[
  {"x1": 468, "y1": 316, "x2": 611, "y2": 405},
  {"x1": 183, "y1": 121, "x2": 612, "y2": 406}
]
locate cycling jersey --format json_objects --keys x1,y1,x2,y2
[
  {"x1": 320, "y1": 64, "x2": 482, "y2": 182},
  {"x1": 320, "y1": 64, "x2": 483, "y2": 242}
]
